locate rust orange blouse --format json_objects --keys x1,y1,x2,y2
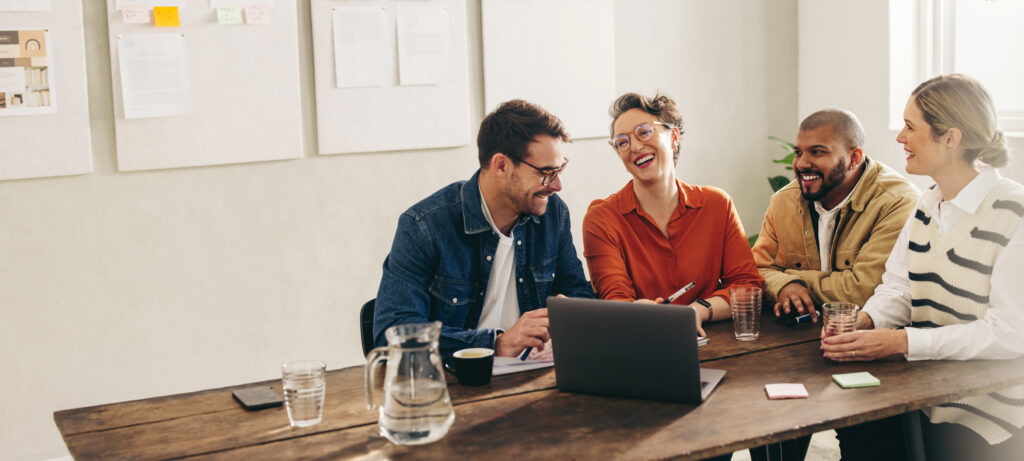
[{"x1": 582, "y1": 180, "x2": 763, "y2": 305}]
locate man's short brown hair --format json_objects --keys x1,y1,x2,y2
[{"x1": 477, "y1": 100, "x2": 570, "y2": 168}]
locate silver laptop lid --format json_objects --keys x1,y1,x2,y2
[{"x1": 547, "y1": 296, "x2": 721, "y2": 403}]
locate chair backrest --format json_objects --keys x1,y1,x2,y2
[{"x1": 360, "y1": 299, "x2": 376, "y2": 357}]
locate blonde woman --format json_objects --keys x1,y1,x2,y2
[{"x1": 823, "y1": 74, "x2": 1024, "y2": 460}]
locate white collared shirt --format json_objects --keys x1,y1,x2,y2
[{"x1": 862, "y1": 168, "x2": 1024, "y2": 360}]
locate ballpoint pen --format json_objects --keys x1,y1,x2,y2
[
  {"x1": 787, "y1": 310, "x2": 821, "y2": 326},
  {"x1": 662, "y1": 281, "x2": 697, "y2": 304}
]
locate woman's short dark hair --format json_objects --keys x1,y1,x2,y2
[
  {"x1": 478, "y1": 100, "x2": 570, "y2": 167},
  {"x1": 609, "y1": 92, "x2": 685, "y2": 161}
]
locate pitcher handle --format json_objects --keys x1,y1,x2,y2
[{"x1": 364, "y1": 346, "x2": 389, "y2": 410}]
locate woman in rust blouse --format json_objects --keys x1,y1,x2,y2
[{"x1": 583, "y1": 92, "x2": 763, "y2": 336}]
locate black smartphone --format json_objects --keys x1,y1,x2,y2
[{"x1": 232, "y1": 386, "x2": 283, "y2": 411}]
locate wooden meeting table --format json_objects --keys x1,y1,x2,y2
[{"x1": 55, "y1": 314, "x2": 1024, "y2": 460}]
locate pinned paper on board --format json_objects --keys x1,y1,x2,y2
[
  {"x1": 209, "y1": 0, "x2": 274, "y2": 7},
  {"x1": 121, "y1": 5, "x2": 150, "y2": 24},
  {"x1": 0, "y1": 29, "x2": 56, "y2": 116},
  {"x1": 331, "y1": 5, "x2": 390, "y2": 88},
  {"x1": 0, "y1": 0, "x2": 51, "y2": 11},
  {"x1": 396, "y1": 4, "x2": 449, "y2": 86},
  {"x1": 244, "y1": 4, "x2": 270, "y2": 24},
  {"x1": 115, "y1": 0, "x2": 185, "y2": 11},
  {"x1": 117, "y1": 33, "x2": 192, "y2": 119},
  {"x1": 216, "y1": 6, "x2": 243, "y2": 24},
  {"x1": 153, "y1": 6, "x2": 180, "y2": 27}
]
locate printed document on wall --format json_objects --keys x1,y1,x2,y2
[
  {"x1": 332, "y1": 5, "x2": 390, "y2": 88},
  {"x1": 117, "y1": 33, "x2": 192, "y2": 119},
  {"x1": 0, "y1": 29, "x2": 56, "y2": 116},
  {"x1": 114, "y1": 0, "x2": 185, "y2": 10},
  {"x1": 0, "y1": 0, "x2": 50, "y2": 10},
  {"x1": 396, "y1": 4, "x2": 449, "y2": 86}
]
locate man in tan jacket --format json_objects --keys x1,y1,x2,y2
[
  {"x1": 750, "y1": 109, "x2": 919, "y2": 461},
  {"x1": 753, "y1": 109, "x2": 919, "y2": 319}
]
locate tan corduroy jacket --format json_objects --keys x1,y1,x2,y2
[{"x1": 752, "y1": 158, "x2": 921, "y2": 307}]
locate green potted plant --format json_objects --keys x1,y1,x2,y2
[{"x1": 748, "y1": 137, "x2": 796, "y2": 247}]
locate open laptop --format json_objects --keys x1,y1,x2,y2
[{"x1": 547, "y1": 296, "x2": 725, "y2": 403}]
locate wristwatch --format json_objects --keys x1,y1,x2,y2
[{"x1": 695, "y1": 298, "x2": 712, "y2": 321}]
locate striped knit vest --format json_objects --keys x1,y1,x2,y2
[{"x1": 908, "y1": 180, "x2": 1024, "y2": 444}]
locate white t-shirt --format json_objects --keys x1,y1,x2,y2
[
  {"x1": 813, "y1": 175, "x2": 861, "y2": 272},
  {"x1": 476, "y1": 191, "x2": 521, "y2": 331}
]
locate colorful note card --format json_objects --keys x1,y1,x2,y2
[
  {"x1": 153, "y1": 6, "x2": 180, "y2": 27},
  {"x1": 765, "y1": 383, "x2": 809, "y2": 399},
  {"x1": 122, "y1": 5, "x2": 150, "y2": 24},
  {"x1": 832, "y1": 372, "x2": 881, "y2": 389},
  {"x1": 216, "y1": 6, "x2": 243, "y2": 24},
  {"x1": 244, "y1": 4, "x2": 270, "y2": 24}
]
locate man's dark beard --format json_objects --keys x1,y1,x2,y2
[{"x1": 798, "y1": 158, "x2": 847, "y2": 203}]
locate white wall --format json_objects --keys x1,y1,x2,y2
[
  {"x1": 0, "y1": 1, "x2": 796, "y2": 459},
  {"x1": 798, "y1": 0, "x2": 1024, "y2": 188}
]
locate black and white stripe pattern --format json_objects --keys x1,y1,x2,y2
[{"x1": 909, "y1": 183, "x2": 1024, "y2": 444}]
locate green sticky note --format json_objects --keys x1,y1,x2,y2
[
  {"x1": 217, "y1": 7, "x2": 244, "y2": 25},
  {"x1": 832, "y1": 372, "x2": 881, "y2": 388}
]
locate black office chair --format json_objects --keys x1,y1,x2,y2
[{"x1": 360, "y1": 299, "x2": 376, "y2": 357}]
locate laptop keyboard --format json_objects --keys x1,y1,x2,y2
[{"x1": 700, "y1": 380, "x2": 709, "y2": 389}]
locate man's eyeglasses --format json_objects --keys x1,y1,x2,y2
[
  {"x1": 608, "y1": 122, "x2": 675, "y2": 153},
  {"x1": 520, "y1": 157, "x2": 569, "y2": 186}
]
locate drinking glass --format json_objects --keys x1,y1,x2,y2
[
  {"x1": 731, "y1": 287, "x2": 763, "y2": 341},
  {"x1": 281, "y1": 360, "x2": 326, "y2": 428}
]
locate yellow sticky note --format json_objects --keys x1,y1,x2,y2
[{"x1": 153, "y1": 6, "x2": 180, "y2": 27}]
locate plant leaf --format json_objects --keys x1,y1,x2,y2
[
  {"x1": 772, "y1": 153, "x2": 794, "y2": 165},
  {"x1": 747, "y1": 233, "x2": 759, "y2": 248},
  {"x1": 768, "y1": 175, "x2": 791, "y2": 192},
  {"x1": 768, "y1": 136, "x2": 795, "y2": 152}
]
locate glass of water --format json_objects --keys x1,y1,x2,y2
[
  {"x1": 281, "y1": 360, "x2": 326, "y2": 428},
  {"x1": 731, "y1": 286, "x2": 763, "y2": 341}
]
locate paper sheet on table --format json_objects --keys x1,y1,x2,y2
[
  {"x1": 396, "y1": 4, "x2": 449, "y2": 85},
  {"x1": 493, "y1": 356, "x2": 553, "y2": 376},
  {"x1": 117, "y1": 33, "x2": 192, "y2": 119},
  {"x1": 331, "y1": 4, "x2": 390, "y2": 88}
]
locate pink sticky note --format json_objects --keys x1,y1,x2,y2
[
  {"x1": 244, "y1": 4, "x2": 270, "y2": 24},
  {"x1": 765, "y1": 383, "x2": 809, "y2": 400},
  {"x1": 122, "y1": 5, "x2": 149, "y2": 24}
]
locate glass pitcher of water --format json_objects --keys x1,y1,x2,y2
[{"x1": 365, "y1": 321, "x2": 454, "y2": 445}]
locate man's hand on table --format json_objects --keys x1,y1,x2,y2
[
  {"x1": 495, "y1": 308, "x2": 549, "y2": 357},
  {"x1": 774, "y1": 282, "x2": 818, "y2": 322}
]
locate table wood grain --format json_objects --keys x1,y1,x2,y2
[
  {"x1": 184, "y1": 343, "x2": 1024, "y2": 461},
  {"x1": 51, "y1": 312, "x2": 841, "y2": 460}
]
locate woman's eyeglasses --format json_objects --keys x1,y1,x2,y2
[
  {"x1": 608, "y1": 122, "x2": 674, "y2": 153},
  {"x1": 520, "y1": 157, "x2": 569, "y2": 186}
]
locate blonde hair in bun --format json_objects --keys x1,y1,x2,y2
[
  {"x1": 977, "y1": 130, "x2": 1009, "y2": 168},
  {"x1": 912, "y1": 74, "x2": 1010, "y2": 168}
]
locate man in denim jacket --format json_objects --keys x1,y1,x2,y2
[{"x1": 374, "y1": 100, "x2": 595, "y2": 358}]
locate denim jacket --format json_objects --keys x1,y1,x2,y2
[{"x1": 374, "y1": 170, "x2": 595, "y2": 356}]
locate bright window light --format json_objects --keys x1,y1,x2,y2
[{"x1": 890, "y1": 0, "x2": 1024, "y2": 132}]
